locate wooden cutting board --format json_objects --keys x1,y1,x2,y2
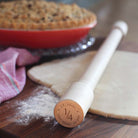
[{"x1": 0, "y1": 38, "x2": 138, "y2": 138}]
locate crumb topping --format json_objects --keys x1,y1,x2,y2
[{"x1": 0, "y1": 0, "x2": 96, "y2": 30}]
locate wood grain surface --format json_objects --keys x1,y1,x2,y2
[{"x1": 0, "y1": 0, "x2": 138, "y2": 137}]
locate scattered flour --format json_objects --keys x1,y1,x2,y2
[{"x1": 16, "y1": 86, "x2": 59, "y2": 125}]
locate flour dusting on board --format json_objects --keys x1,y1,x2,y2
[{"x1": 16, "y1": 86, "x2": 59, "y2": 125}]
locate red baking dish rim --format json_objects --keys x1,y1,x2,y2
[{"x1": 0, "y1": 20, "x2": 97, "y2": 49}]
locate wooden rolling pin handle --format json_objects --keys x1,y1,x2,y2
[
  {"x1": 54, "y1": 21, "x2": 128, "y2": 128},
  {"x1": 113, "y1": 20, "x2": 128, "y2": 36},
  {"x1": 54, "y1": 81, "x2": 94, "y2": 128}
]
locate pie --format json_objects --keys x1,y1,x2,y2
[{"x1": 0, "y1": 0, "x2": 96, "y2": 30}]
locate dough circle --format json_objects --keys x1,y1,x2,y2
[{"x1": 28, "y1": 51, "x2": 138, "y2": 121}]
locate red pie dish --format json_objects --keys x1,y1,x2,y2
[{"x1": 0, "y1": 21, "x2": 96, "y2": 49}]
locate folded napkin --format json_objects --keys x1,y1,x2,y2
[{"x1": 0, "y1": 47, "x2": 39, "y2": 103}]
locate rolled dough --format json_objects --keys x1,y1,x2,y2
[{"x1": 28, "y1": 51, "x2": 138, "y2": 121}]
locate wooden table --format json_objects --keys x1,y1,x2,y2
[{"x1": 0, "y1": 0, "x2": 138, "y2": 137}]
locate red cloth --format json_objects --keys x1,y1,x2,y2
[{"x1": 0, "y1": 47, "x2": 39, "y2": 103}]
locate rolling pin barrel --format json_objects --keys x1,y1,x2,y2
[{"x1": 54, "y1": 21, "x2": 128, "y2": 128}]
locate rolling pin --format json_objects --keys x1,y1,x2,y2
[{"x1": 54, "y1": 21, "x2": 128, "y2": 128}]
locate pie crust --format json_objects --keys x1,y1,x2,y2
[{"x1": 0, "y1": 0, "x2": 96, "y2": 30}]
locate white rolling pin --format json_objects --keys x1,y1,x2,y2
[{"x1": 54, "y1": 21, "x2": 128, "y2": 128}]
